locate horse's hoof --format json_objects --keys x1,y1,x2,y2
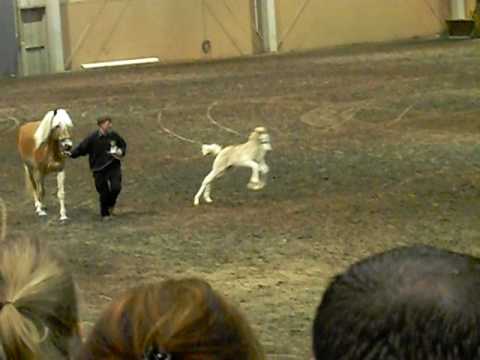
[
  {"x1": 204, "y1": 198, "x2": 213, "y2": 203},
  {"x1": 37, "y1": 211, "x2": 47, "y2": 216},
  {"x1": 194, "y1": 200, "x2": 200, "y2": 206},
  {"x1": 247, "y1": 182, "x2": 263, "y2": 190},
  {"x1": 60, "y1": 216, "x2": 69, "y2": 222}
]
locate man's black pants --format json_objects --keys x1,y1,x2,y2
[{"x1": 93, "y1": 163, "x2": 122, "y2": 217}]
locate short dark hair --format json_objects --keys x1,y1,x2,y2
[
  {"x1": 97, "y1": 116, "x2": 112, "y2": 126},
  {"x1": 313, "y1": 245, "x2": 480, "y2": 360}
]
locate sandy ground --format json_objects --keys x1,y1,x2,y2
[{"x1": 1, "y1": 38, "x2": 480, "y2": 359}]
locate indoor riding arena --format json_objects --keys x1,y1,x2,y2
[{"x1": 1, "y1": 38, "x2": 480, "y2": 359}]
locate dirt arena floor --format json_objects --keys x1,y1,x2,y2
[{"x1": 1, "y1": 38, "x2": 480, "y2": 359}]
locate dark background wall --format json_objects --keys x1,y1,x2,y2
[{"x1": 0, "y1": 0, "x2": 18, "y2": 77}]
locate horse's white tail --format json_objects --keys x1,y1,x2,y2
[{"x1": 201, "y1": 144, "x2": 222, "y2": 156}]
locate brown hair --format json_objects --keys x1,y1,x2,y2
[
  {"x1": 96, "y1": 116, "x2": 112, "y2": 126},
  {"x1": 77, "y1": 277, "x2": 265, "y2": 360},
  {"x1": 0, "y1": 237, "x2": 80, "y2": 359}
]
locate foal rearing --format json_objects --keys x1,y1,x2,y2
[
  {"x1": 194, "y1": 127, "x2": 272, "y2": 206},
  {"x1": 17, "y1": 109, "x2": 74, "y2": 220}
]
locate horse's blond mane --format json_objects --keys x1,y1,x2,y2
[{"x1": 33, "y1": 109, "x2": 73, "y2": 149}]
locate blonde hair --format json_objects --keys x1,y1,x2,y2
[
  {"x1": 78, "y1": 277, "x2": 265, "y2": 360},
  {"x1": 0, "y1": 237, "x2": 80, "y2": 359}
]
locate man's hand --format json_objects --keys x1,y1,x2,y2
[{"x1": 64, "y1": 150, "x2": 72, "y2": 158}]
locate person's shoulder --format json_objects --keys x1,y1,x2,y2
[
  {"x1": 78, "y1": 130, "x2": 98, "y2": 144},
  {"x1": 87, "y1": 130, "x2": 100, "y2": 138},
  {"x1": 83, "y1": 130, "x2": 99, "y2": 143},
  {"x1": 112, "y1": 131, "x2": 126, "y2": 141}
]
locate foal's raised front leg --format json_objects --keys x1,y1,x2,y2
[
  {"x1": 57, "y1": 170, "x2": 68, "y2": 221},
  {"x1": 258, "y1": 160, "x2": 269, "y2": 186},
  {"x1": 242, "y1": 160, "x2": 263, "y2": 190}
]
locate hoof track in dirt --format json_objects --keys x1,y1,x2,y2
[
  {"x1": 300, "y1": 100, "x2": 376, "y2": 132},
  {"x1": 0, "y1": 117, "x2": 19, "y2": 133}
]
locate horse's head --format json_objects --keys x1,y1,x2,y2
[
  {"x1": 251, "y1": 126, "x2": 272, "y2": 151},
  {"x1": 50, "y1": 109, "x2": 74, "y2": 156},
  {"x1": 51, "y1": 123, "x2": 73, "y2": 156},
  {"x1": 35, "y1": 109, "x2": 74, "y2": 157}
]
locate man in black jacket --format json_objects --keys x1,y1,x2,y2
[{"x1": 69, "y1": 116, "x2": 127, "y2": 220}]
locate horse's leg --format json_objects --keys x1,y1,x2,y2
[
  {"x1": 203, "y1": 183, "x2": 213, "y2": 203},
  {"x1": 25, "y1": 164, "x2": 39, "y2": 209},
  {"x1": 57, "y1": 170, "x2": 68, "y2": 221},
  {"x1": 204, "y1": 168, "x2": 226, "y2": 203},
  {"x1": 32, "y1": 170, "x2": 47, "y2": 216},
  {"x1": 204, "y1": 167, "x2": 229, "y2": 203},
  {"x1": 258, "y1": 160, "x2": 269, "y2": 187},
  {"x1": 24, "y1": 164, "x2": 37, "y2": 196},
  {"x1": 25, "y1": 165, "x2": 45, "y2": 216},
  {"x1": 241, "y1": 160, "x2": 262, "y2": 190},
  {"x1": 194, "y1": 168, "x2": 222, "y2": 206}
]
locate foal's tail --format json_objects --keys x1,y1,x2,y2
[{"x1": 201, "y1": 144, "x2": 222, "y2": 156}]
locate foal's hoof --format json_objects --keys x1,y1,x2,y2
[
  {"x1": 60, "y1": 216, "x2": 69, "y2": 222},
  {"x1": 247, "y1": 182, "x2": 264, "y2": 191},
  {"x1": 37, "y1": 210, "x2": 47, "y2": 217},
  {"x1": 204, "y1": 197, "x2": 213, "y2": 203}
]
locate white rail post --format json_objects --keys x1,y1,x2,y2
[
  {"x1": 450, "y1": 0, "x2": 466, "y2": 19},
  {"x1": 259, "y1": 0, "x2": 278, "y2": 52},
  {"x1": 46, "y1": 0, "x2": 64, "y2": 72}
]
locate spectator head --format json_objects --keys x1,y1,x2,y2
[
  {"x1": 313, "y1": 245, "x2": 480, "y2": 360},
  {"x1": 0, "y1": 237, "x2": 81, "y2": 359},
  {"x1": 78, "y1": 277, "x2": 265, "y2": 360}
]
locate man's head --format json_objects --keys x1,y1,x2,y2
[
  {"x1": 97, "y1": 116, "x2": 112, "y2": 134},
  {"x1": 312, "y1": 245, "x2": 480, "y2": 360}
]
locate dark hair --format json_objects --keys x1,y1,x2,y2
[
  {"x1": 313, "y1": 245, "x2": 480, "y2": 360},
  {"x1": 0, "y1": 237, "x2": 80, "y2": 359},
  {"x1": 76, "y1": 277, "x2": 265, "y2": 360},
  {"x1": 96, "y1": 116, "x2": 112, "y2": 126}
]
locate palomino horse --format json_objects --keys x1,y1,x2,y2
[
  {"x1": 194, "y1": 126, "x2": 272, "y2": 206},
  {"x1": 17, "y1": 109, "x2": 74, "y2": 220}
]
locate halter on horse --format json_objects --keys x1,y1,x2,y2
[{"x1": 17, "y1": 109, "x2": 74, "y2": 220}]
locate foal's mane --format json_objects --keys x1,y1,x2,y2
[
  {"x1": 34, "y1": 109, "x2": 73, "y2": 149},
  {"x1": 248, "y1": 127, "x2": 267, "y2": 142}
]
